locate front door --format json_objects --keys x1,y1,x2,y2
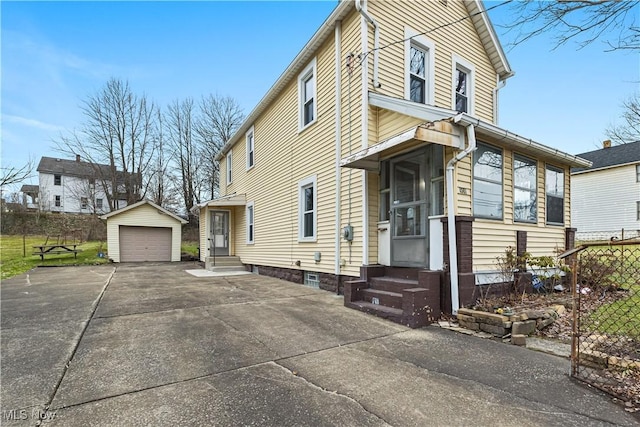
[
  {"x1": 390, "y1": 150, "x2": 429, "y2": 267},
  {"x1": 210, "y1": 210, "x2": 229, "y2": 256}
]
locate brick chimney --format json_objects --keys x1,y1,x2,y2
[
  {"x1": 603, "y1": 140, "x2": 612, "y2": 149},
  {"x1": 76, "y1": 154, "x2": 81, "y2": 162}
]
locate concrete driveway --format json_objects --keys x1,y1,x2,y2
[{"x1": 1, "y1": 263, "x2": 637, "y2": 426}]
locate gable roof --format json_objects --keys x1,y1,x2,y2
[
  {"x1": 99, "y1": 199, "x2": 188, "y2": 224},
  {"x1": 20, "y1": 184, "x2": 39, "y2": 193},
  {"x1": 38, "y1": 156, "x2": 109, "y2": 177},
  {"x1": 572, "y1": 141, "x2": 640, "y2": 173},
  {"x1": 216, "y1": 0, "x2": 513, "y2": 161}
]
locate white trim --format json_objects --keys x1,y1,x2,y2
[
  {"x1": 226, "y1": 150, "x2": 233, "y2": 184},
  {"x1": 246, "y1": 126, "x2": 255, "y2": 170},
  {"x1": 298, "y1": 58, "x2": 318, "y2": 132},
  {"x1": 298, "y1": 175, "x2": 317, "y2": 242},
  {"x1": 99, "y1": 199, "x2": 187, "y2": 224},
  {"x1": 451, "y1": 54, "x2": 475, "y2": 115},
  {"x1": 334, "y1": 20, "x2": 342, "y2": 276},
  {"x1": 246, "y1": 201, "x2": 255, "y2": 244},
  {"x1": 404, "y1": 27, "x2": 435, "y2": 105},
  {"x1": 361, "y1": 14, "x2": 369, "y2": 264}
]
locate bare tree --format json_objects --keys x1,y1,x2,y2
[
  {"x1": 1, "y1": 157, "x2": 34, "y2": 189},
  {"x1": 57, "y1": 78, "x2": 156, "y2": 210},
  {"x1": 607, "y1": 92, "x2": 640, "y2": 144},
  {"x1": 147, "y1": 110, "x2": 180, "y2": 210},
  {"x1": 165, "y1": 98, "x2": 204, "y2": 219},
  {"x1": 196, "y1": 94, "x2": 244, "y2": 200},
  {"x1": 502, "y1": 1, "x2": 639, "y2": 51}
]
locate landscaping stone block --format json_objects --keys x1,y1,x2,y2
[
  {"x1": 511, "y1": 334, "x2": 527, "y2": 346},
  {"x1": 458, "y1": 319, "x2": 480, "y2": 331},
  {"x1": 471, "y1": 311, "x2": 509, "y2": 326},
  {"x1": 479, "y1": 323, "x2": 506, "y2": 337},
  {"x1": 523, "y1": 310, "x2": 544, "y2": 319},
  {"x1": 512, "y1": 320, "x2": 536, "y2": 336},
  {"x1": 551, "y1": 304, "x2": 566, "y2": 316},
  {"x1": 456, "y1": 313, "x2": 476, "y2": 323},
  {"x1": 536, "y1": 317, "x2": 555, "y2": 330}
]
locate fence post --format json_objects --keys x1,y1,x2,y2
[{"x1": 570, "y1": 257, "x2": 579, "y2": 377}]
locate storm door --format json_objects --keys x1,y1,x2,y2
[
  {"x1": 390, "y1": 150, "x2": 429, "y2": 267},
  {"x1": 210, "y1": 210, "x2": 230, "y2": 256}
]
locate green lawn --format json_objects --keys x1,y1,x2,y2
[
  {"x1": 0, "y1": 235, "x2": 109, "y2": 280},
  {"x1": 181, "y1": 241, "x2": 199, "y2": 257},
  {"x1": 587, "y1": 285, "x2": 640, "y2": 340}
]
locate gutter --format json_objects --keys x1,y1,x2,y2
[
  {"x1": 334, "y1": 21, "x2": 343, "y2": 283},
  {"x1": 446, "y1": 116, "x2": 477, "y2": 314},
  {"x1": 355, "y1": 0, "x2": 381, "y2": 89}
]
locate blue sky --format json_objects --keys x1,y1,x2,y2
[{"x1": 2, "y1": 1, "x2": 638, "y2": 193}]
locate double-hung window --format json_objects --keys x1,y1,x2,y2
[
  {"x1": 54, "y1": 174, "x2": 61, "y2": 186},
  {"x1": 96, "y1": 198, "x2": 103, "y2": 209},
  {"x1": 513, "y1": 155, "x2": 537, "y2": 222},
  {"x1": 405, "y1": 28, "x2": 435, "y2": 105},
  {"x1": 246, "y1": 202, "x2": 254, "y2": 244},
  {"x1": 636, "y1": 164, "x2": 640, "y2": 182},
  {"x1": 55, "y1": 195, "x2": 61, "y2": 207},
  {"x1": 298, "y1": 59, "x2": 317, "y2": 131},
  {"x1": 246, "y1": 126, "x2": 255, "y2": 170},
  {"x1": 226, "y1": 151, "x2": 233, "y2": 184},
  {"x1": 452, "y1": 56, "x2": 474, "y2": 114},
  {"x1": 81, "y1": 197, "x2": 88, "y2": 210},
  {"x1": 473, "y1": 143, "x2": 503, "y2": 219},
  {"x1": 545, "y1": 165, "x2": 564, "y2": 225},
  {"x1": 298, "y1": 176, "x2": 317, "y2": 241}
]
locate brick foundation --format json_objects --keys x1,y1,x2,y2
[{"x1": 248, "y1": 264, "x2": 348, "y2": 294}]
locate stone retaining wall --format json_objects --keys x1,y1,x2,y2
[{"x1": 457, "y1": 305, "x2": 566, "y2": 345}]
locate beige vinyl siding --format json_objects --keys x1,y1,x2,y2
[
  {"x1": 106, "y1": 203, "x2": 183, "y2": 263},
  {"x1": 199, "y1": 208, "x2": 206, "y2": 262},
  {"x1": 219, "y1": 13, "x2": 366, "y2": 278},
  {"x1": 367, "y1": 0, "x2": 497, "y2": 123}
]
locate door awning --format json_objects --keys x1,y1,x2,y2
[
  {"x1": 196, "y1": 193, "x2": 246, "y2": 209},
  {"x1": 340, "y1": 122, "x2": 464, "y2": 171}
]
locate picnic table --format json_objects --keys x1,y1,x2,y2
[{"x1": 32, "y1": 244, "x2": 81, "y2": 261}]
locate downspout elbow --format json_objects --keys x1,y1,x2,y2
[{"x1": 355, "y1": 0, "x2": 380, "y2": 89}]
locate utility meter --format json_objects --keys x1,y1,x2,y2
[{"x1": 343, "y1": 225, "x2": 354, "y2": 242}]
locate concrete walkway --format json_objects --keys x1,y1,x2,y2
[{"x1": 1, "y1": 263, "x2": 637, "y2": 426}]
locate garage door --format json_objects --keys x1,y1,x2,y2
[{"x1": 119, "y1": 226, "x2": 172, "y2": 262}]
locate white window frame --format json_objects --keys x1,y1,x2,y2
[
  {"x1": 96, "y1": 198, "x2": 103, "y2": 209},
  {"x1": 451, "y1": 54, "x2": 475, "y2": 114},
  {"x1": 473, "y1": 142, "x2": 504, "y2": 220},
  {"x1": 54, "y1": 195, "x2": 61, "y2": 207},
  {"x1": 513, "y1": 154, "x2": 537, "y2": 223},
  {"x1": 404, "y1": 27, "x2": 435, "y2": 105},
  {"x1": 298, "y1": 58, "x2": 317, "y2": 132},
  {"x1": 246, "y1": 201, "x2": 255, "y2": 244},
  {"x1": 636, "y1": 164, "x2": 640, "y2": 182},
  {"x1": 298, "y1": 175, "x2": 317, "y2": 242},
  {"x1": 637, "y1": 201, "x2": 640, "y2": 221},
  {"x1": 81, "y1": 197, "x2": 88, "y2": 210},
  {"x1": 545, "y1": 164, "x2": 565, "y2": 225},
  {"x1": 54, "y1": 174, "x2": 62, "y2": 186},
  {"x1": 246, "y1": 126, "x2": 255, "y2": 170},
  {"x1": 226, "y1": 150, "x2": 233, "y2": 185}
]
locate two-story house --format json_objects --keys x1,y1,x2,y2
[
  {"x1": 35, "y1": 155, "x2": 130, "y2": 214},
  {"x1": 196, "y1": 0, "x2": 590, "y2": 325},
  {"x1": 571, "y1": 140, "x2": 640, "y2": 241}
]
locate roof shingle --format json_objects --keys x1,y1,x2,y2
[{"x1": 572, "y1": 141, "x2": 640, "y2": 173}]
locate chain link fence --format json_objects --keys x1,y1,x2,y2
[{"x1": 570, "y1": 238, "x2": 640, "y2": 407}]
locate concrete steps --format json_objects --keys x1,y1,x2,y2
[{"x1": 205, "y1": 256, "x2": 245, "y2": 272}]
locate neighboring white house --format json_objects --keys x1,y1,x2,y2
[
  {"x1": 34, "y1": 155, "x2": 131, "y2": 214},
  {"x1": 571, "y1": 140, "x2": 640, "y2": 241}
]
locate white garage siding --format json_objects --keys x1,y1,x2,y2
[
  {"x1": 103, "y1": 201, "x2": 186, "y2": 262},
  {"x1": 119, "y1": 226, "x2": 172, "y2": 262}
]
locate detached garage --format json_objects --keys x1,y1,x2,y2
[{"x1": 101, "y1": 200, "x2": 187, "y2": 262}]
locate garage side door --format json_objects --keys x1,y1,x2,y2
[{"x1": 119, "y1": 226, "x2": 172, "y2": 262}]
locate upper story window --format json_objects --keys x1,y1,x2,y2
[
  {"x1": 298, "y1": 58, "x2": 317, "y2": 131},
  {"x1": 404, "y1": 28, "x2": 435, "y2": 105},
  {"x1": 513, "y1": 155, "x2": 537, "y2": 223},
  {"x1": 54, "y1": 174, "x2": 61, "y2": 186},
  {"x1": 636, "y1": 164, "x2": 640, "y2": 182},
  {"x1": 546, "y1": 165, "x2": 565, "y2": 225},
  {"x1": 452, "y1": 55, "x2": 475, "y2": 114},
  {"x1": 96, "y1": 198, "x2": 103, "y2": 209},
  {"x1": 226, "y1": 150, "x2": 233, "y2": 184},
  {"x1": 298, "y1": 175, "x2": 317, "y2": 241},
  {"x1": 81, "y1": 197, "x2": 88, "y2": 209},
  {"x1": 247, "y1": 202, "x2": 254, "y2": 244},
  {"x1": 246, "y1": 126, "x2": 255, "y2": 170},
  {"x1": 473, "y1": 142, "x2": 503, "y2": 219}
]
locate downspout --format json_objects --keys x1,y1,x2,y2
[
  {"x1": 492, "y1": 77, "x2": 507, "y2": 126},
  {"x1": 355, "y1": 0, "x2": 380, "y2": 89},
  {"x1": 334, "y1": 20, "x2": 342, "y2": 289},
  {"x1": 446, "y1": 117, "x2": 477, "y2": 314}
]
